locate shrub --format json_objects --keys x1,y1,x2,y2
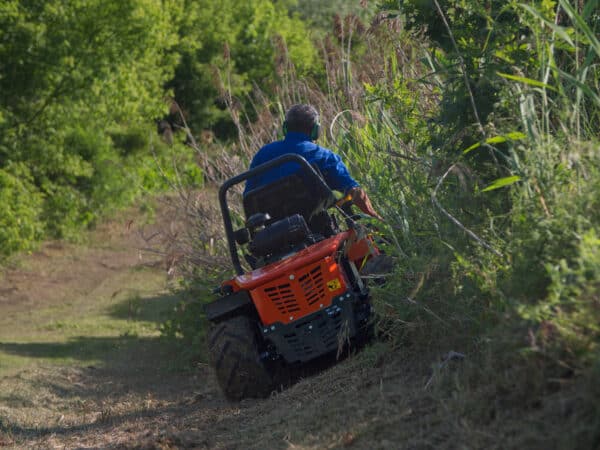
[{"x1": 0, "y1": 164, "x2": 44, "y2": 256}]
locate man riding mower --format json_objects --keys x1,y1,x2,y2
[
  {"x1": 204, "y1": 105, "x2": 381, "y2": 400},
  {"x1": 205, "y1": 155, "x2": 380, "y2": 400}
]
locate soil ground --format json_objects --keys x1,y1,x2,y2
[
  {"x1": 0, "y1": 201, "x2": 570, "y2": 450},
  {"x1": 0, "y1": 201, "x2": 442, "y2": 450}
]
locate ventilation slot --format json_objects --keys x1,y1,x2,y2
[
  {"x1": 263, "y1": 283, "x2": 301, "y2": 315},
  {"x1": 298, "y1": 265, "x2": 326, "y2": 306},
  {"x1": 284, "y1": 330, "x2": 314, "y2": 358}
]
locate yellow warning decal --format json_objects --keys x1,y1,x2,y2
[{"x1": 327, "y1": 279, "x2": 341, "y2": 291}]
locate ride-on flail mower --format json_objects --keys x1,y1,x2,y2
[{"x1": 204, "y1": 154, "x2": 379, "y2": 400}]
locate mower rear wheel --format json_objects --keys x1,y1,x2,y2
[{"x1": 207, "y1": 315, "x2": 274, "y2": 400}]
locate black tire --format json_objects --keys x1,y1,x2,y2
[{"x1": 207, "y1": 315, "x2": 274, "y2": 400}]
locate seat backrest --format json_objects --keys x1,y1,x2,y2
[{"x1": 243, "y1": 173, "x2": 332, "y2": 223}]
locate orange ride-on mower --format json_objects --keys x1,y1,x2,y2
[{"x1": 204, "y1": 154, "x2": 379, "y2": 400}]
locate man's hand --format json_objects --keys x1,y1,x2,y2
[{"x1": 348, "y1": 187, "x2": 382, "y2": 220}]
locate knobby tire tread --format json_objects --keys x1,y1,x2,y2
[
  {"x1": 208, "y1": 323, "x2": 227, "y2": 347},
  {"x1": 207, "y1": 315, "x2": 274, "y2": 400}
]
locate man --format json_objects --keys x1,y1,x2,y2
[{"x1": 244, "y1": 104, "x2": 381, "y2": 219}]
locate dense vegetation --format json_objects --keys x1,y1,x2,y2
[
  {"x1": 165, "y1": 0, "x2": 600, "y2": 446},
  {"x1": 0, "y1": 0, "x2": 316, "y2": 254},
  {"x1": 3, "y1": 0, "x2": 599, "y2": 446}
]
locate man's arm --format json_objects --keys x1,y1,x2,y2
[
  {"x1": 347, "y1": 186, "x2": 382, "y2": 220},
  {"x1": 313, "y1": 146, "x2": 381, "y2": 219}
]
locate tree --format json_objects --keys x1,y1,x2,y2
[
  {"x1": 0, "y1": 0, "x2": 181, "y2": 248},
  {"x1": 169, "y1": 0, "x2": 318, "y2": 137}
]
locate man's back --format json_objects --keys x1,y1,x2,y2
[
  {"x1": 244, "y1": 131, "x2": 358, "y2": 195},
  {"x1": 244, "y1": 103, "x2": 381, "y2": 220}
]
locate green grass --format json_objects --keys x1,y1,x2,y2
[{"x1": 0, "y1": 267, "x2": 179, "y2": 376}]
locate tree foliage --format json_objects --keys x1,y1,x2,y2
[
  {"x1": 0, "y1": 0, "x2": 319, "y2": 255},
  {"x1": 287, "y1": 0, "x2": 377, "y2": 32},
  {"x1": 169, "y1": 0, "x2": 318, "y2": 137},
  {"x1": 0, "y1": 0, "x2": 184, "y2": 249}
]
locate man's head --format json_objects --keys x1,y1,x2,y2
[{"x1": 283, "y1": 104, "x2": 320, "y2": 140}]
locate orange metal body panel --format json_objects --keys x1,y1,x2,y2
[
  {"x1": 250, "y1": 255, "x2": 347, "y2": 326},
  {"x1": 347, "y1": 235, "x2": 380, "y2": 269},
  {"x1": 220, "y1": 229, "x2": 376, "y2": 326},
  {"x1": 229, "y1": 231, "x2": 350, "y2": 291}
]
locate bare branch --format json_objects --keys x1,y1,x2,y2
[{"x1": 431, "y1": 164, "x2": 502, "y2": 257}]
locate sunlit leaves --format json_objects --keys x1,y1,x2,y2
[
  {"x1": 481, "y1": 175, "x2": 521, "y2": 192},
  {"x1": 462, "y1": 132, "x2": 527, "y2": 154},
  {"x1": 169, "y1": 0, "x2": 317, "y2": 135},
  {"x1": 0, "y1": 0, "x2": 182, "y2": 249}
]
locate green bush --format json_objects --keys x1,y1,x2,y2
[
  {"x1": 0, "y1": 0, "x2": 181, "y2": 246},
  {"x1": 0, "y1": 164, "x2": 44, "y2": 256},
  {"x1": 0, "y1": 0, "x2": 324, "y2": 256}
]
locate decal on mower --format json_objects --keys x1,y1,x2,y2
[{"x1": 327, "y1": 278, "x2": 341, "y2": 291}]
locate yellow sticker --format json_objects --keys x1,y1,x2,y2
[{"x1": 327, "y1": 279, "x2": 341, "y2": 291}]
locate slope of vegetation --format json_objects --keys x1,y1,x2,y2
[{"x1": 2, "y1": 0, "x2": 599, "y2": 447}]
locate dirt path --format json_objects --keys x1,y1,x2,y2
[
  {"x1": 0, "y1": 203, "x2": 532, "y2": 450},
  {"x1": 0, "y1": 202, "x2": 434, "y2": 450},
  {"x1": 0, "y1": 204, "x2": 200, "y2": 447}
]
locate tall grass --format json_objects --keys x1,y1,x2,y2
[
  {"x1": 165, "y1": 2, "x2": 599, "y2": 440},
  {"x1": 203, "y1": 0, "x2": 600, "y2": 442}
]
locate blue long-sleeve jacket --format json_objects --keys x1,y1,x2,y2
[{"x1": 244, "y1": 132, "x2": 359, "y2": 195}]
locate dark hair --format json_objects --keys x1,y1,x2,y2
[{"x1": 285, "y1": 104, "x2": 319, "y2": 135}]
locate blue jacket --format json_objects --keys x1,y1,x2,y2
[{"x1": 244, "y1": 132, "x2": 359, "y2": 195}]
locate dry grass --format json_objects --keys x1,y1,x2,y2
[
  {"x1": 0, "y1": 198, "x2": 197, "y2": 448},
  {"x1": 7, "y1": 338, "x2": 585, "y2": 450},
  {"x1": 0, "y1": 196, "x2": 592, "y2": 449},
  {"x1": 135, "y1": 190, "x2": 230, "y2": 281}
]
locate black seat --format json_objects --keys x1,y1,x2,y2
[{"x1": 243, "y1": 173, "x2": 334, "y2": 224}]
